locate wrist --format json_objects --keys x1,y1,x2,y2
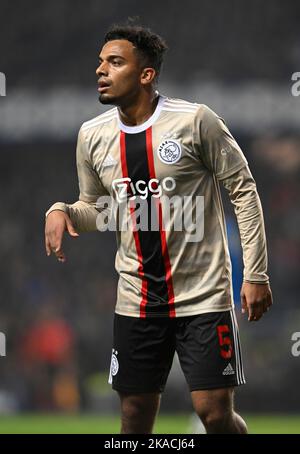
[
  {"x1": 243, "y1": 280, "x2": 269, "y2": 285},
  {"x1": 45, "y1": 202, "x2": 68, "y2": 218}
]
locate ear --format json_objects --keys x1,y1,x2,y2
[{"x1": 140, "y1": 67, "x2": 156, "y2": 85}]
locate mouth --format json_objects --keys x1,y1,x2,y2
[{"x1": 98, "y1": 80, "x2": 111, "y2": 93}]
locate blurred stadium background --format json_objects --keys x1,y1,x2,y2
[{"x1": 0, "y1": 0, "x2": 300, "y2": 433}]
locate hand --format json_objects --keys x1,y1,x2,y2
[
  {"x1": 45, "y1": 210, "x2": 79, "y2": 263},
  {"x1": 240, "y1": 282, "x2": 273, "y2": 322}
]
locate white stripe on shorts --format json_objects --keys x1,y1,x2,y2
[{"x1": 230, "y1": 309, "x2": 246, "y2": 385}]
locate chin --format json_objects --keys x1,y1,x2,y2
[{"x1": 98, "y1": 94, "x2": 117, "y2": 105}]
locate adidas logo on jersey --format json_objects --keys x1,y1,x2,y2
[
  {"x1": 103, "y1": 154, "x2": 117, "y2": 168},
  {"x1": 222, "y1": 363, "x2": 235, "y2": 376},
  {"x1": 161, "y1": 131, "x2": 180, "y2": 140}
]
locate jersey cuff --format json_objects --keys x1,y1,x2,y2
[
  {"x1": 45, "y1": 202, "x2": 68, "y2": 218},
  {"x1": 243, "y1": 279, "x2": 269, "y2": 285}
]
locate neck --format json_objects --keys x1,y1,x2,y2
[{"x1": 118, "y1": 89, "x2": 159, "y2": 127}]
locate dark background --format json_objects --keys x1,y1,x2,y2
[{"x1": 0, "y1": 0, "x2": 299, "y2": 415}]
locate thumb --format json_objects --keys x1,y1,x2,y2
[{"x1": 66, "y1": 218, "x2": 79, "y2": 237}]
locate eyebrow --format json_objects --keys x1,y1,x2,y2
[{"x1": 98, "y1": 55, "x2": 126, "y2": 62}]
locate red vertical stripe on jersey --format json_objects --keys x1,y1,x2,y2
[
  {"x1": 120, "y1": 131, "x2": 148, "y2": 318},
  {"x1": 145, "y1": 127, "x2": 176, "y2": 318}
]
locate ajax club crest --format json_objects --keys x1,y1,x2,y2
[
  {"x1": 111, "y1": 354, "x2": 119, "y2": 376},
  {"x1": 157, "y1": 139, "x2": 182, "y2": 164},
  {"x1": 108, "y1": 349, "x2": 119, "y2": 384}
]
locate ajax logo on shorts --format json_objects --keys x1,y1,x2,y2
[
  {"x1": 157, "y1": 139, "x2": 182, "y2": 164},
  {"x1": 111, "y1": 350, "x2": 119, "y2": 376},
  {"x1": 108, "y1": 349, "x2": 119, "y2": 384}
]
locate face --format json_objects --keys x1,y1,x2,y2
[
  {"x1": 96, "y1": 39, "x2": 155, "y2": 106},
  {"x1": 96, "y1": 39, "x2": 142, "y2": 106}
]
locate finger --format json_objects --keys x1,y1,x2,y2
[
  {"x1": 66, "y1": 219, "x2": 79, "y2": 237},
  {"x1": 55, "y1": 248, "x2": 66, "y2": 263},
  {"x1": 264, "y1": 299, "x2": 270, "y2": 312},
  {"x1": 252, "y1": 313, "x2": 263, "y2": 322},
  {"x1": 57, "y1": 253, "x2": 66, "y2": 263},
  {"x1": 51, "y1": 236, "x2": 62, "y2": 254},
  {"x1": 249, "y1": 311, "x2": 262, "y2": 321},
  {"x1": 45, "y1": 236, "x2": 51, "y2": 256},
  {"x1": 249, "y1": 303, "x2": 264, "y2": 322},
  {"x1": 47, "y1": 231, "x2": 60, "y2": 253},
  {"x1": 49, "y1": 234, "x2": 66, "y2": 262},
  {"x1": 247, "y1": 303, "x2": 255, "y2": 321},
  {"x1": 266, "y1": 291, "x2": 273, "y2": 308},
  {"x1": 248, "y1": 302, "x2": 258, "y2": 321},
  {"x1": 241, "y1": 292, "x2": 247, "y2": 314}
]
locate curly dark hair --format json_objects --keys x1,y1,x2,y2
[{"x1": 104, "y1": 23, "x2": 168, "y2": 78}]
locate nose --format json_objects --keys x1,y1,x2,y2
[{"x1": 96, "y1": 61, "x2": 108, "y2": 77}]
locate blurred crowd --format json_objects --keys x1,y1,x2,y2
[{"x1": 0, "y1": 134, "x2": 299, "y2": 412}]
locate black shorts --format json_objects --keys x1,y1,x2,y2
[{"x1": 109, "y1": 310, "x2": 246, "y2": 393}]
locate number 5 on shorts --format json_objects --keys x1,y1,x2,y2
[{"x1": 217, "y1": 325, "x2": 233, "y2": 359}]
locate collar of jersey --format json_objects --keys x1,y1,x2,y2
[{"x1": 117, "y1": 93, "x2": 166, "y2": 134}]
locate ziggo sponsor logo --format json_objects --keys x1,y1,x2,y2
[
  {"x1": 112, "y1": 177, "x2": 176, "y2": 203},
  {"x1": 95, "y1": 176, "x2": 204, "y2": 242}
]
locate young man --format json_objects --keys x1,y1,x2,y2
[{"x1": 45, "y1": 25, "x2": 273, "y2": 434}]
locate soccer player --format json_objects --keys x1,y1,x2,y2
[{"x1": 45, "y1": 25, "x2": 273, "y2": 434}]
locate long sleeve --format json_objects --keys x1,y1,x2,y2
[
  {"x1": 197, "y1": 105, "x2": 269, "y2": 283},
  {"x1": 198, "y1": 105, "x2": 248, "y2": 180},
  {"x1": 46, "y1": 127, "x2": 110, "y2": 232},
  {"x1": 221, "y1": 165, "x2": 269, "y2": 283}
]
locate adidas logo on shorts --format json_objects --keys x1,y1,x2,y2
[{"x1": 222, "y1": 363, "x2": 235, "y2": 376}]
